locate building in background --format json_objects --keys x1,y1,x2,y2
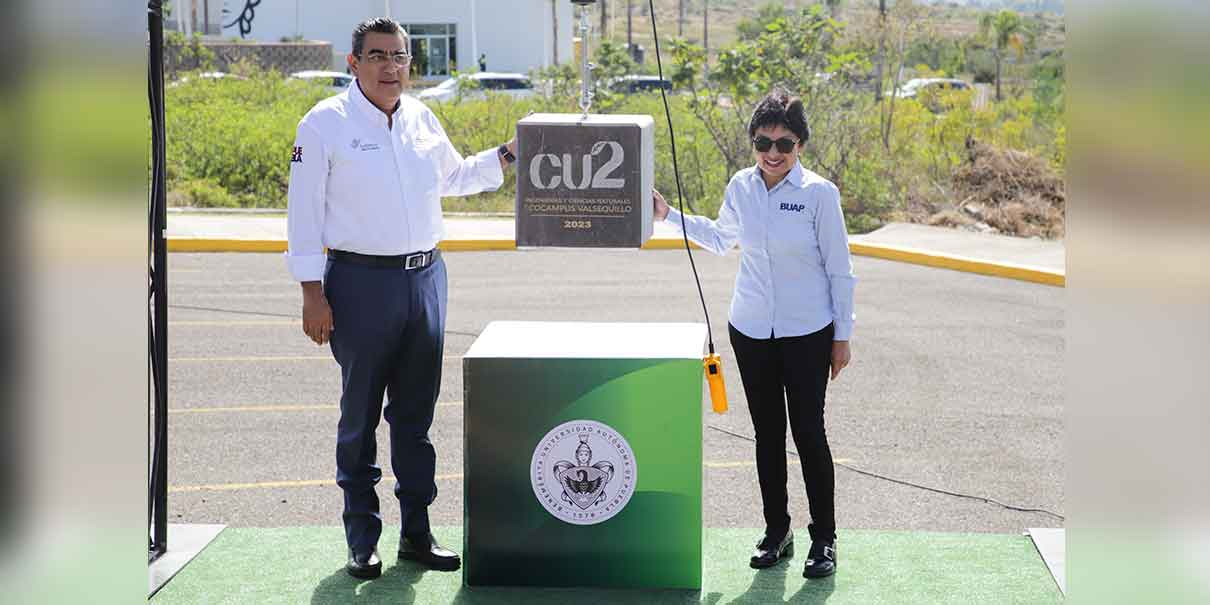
[{"x1": 172, "y1": 0, "x2": 575, "y2": 81}]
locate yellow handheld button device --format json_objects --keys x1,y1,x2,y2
[{"x1": 704, "y1": 353, "x2": 728, "y2": 414}]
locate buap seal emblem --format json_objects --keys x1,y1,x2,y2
[{"x1": 531, "y1": 420, "x2": 636, "y2": 525}]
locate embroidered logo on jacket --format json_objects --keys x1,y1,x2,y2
[
  {"x1": 291, "y1": 147, "x2": 303, "y2": 163},
  {"x1": 780, "y1": 202, "x2": 805, "y2": 212}
]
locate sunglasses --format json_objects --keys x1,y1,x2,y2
[{"x1": 752, "y1": 135, "x2": 799, "y2": 154}]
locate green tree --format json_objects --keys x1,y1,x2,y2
[
  {"x1": 594, "y1": 39, "x2": 637, "y2": 82},
  {"x1": 735, "y1": 2, "x2": 787, "y2": 41},
  {"x1": 979, "y1": 9, "x2": 1030, "y2": 101},
  {"x1": 672, "y1": 6, "x2": 880, "y2": 215},
  {"x1": 164, "y1": 31, "x2": 215, "y2": 80},
  {"x1": 1031, "y1": 48, "x2": 1064, "y2": 128},
  {"x1": 587, "y1": 39, "x2": 638, "y2": 111}
]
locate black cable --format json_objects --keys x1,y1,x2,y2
[
  {"x1": 706, "y1": 424, "x2": 1065, "y2": 522},
  {"x1": 147, "y1": 18, "x2": 163, "y2": 529},
  {"x1": 647, "y1": 0, "x2": 715, "y2": 355},
  {"x1": 148, "y1": 0, "x2": 170, "y2": 560}
]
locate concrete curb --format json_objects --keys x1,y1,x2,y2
[
  {"x1": 164, "y1": 238, "x2": 701, "y2": 253},
  {"x1": 166, "y1": 237, "x2": 1064, "y2": 287},
  {"x1": 168, "y1": 238, "x2": 288, "y2": 253},
  {"x1": 848, "y1": 241, "x2": 1064, "y2": 287}
]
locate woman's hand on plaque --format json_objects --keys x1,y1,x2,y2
[{"x1": 653, "y1": 189, "x2": 669, "y2": 221}]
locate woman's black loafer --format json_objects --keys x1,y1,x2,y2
[
  {"x1": 750, "y1": 530, "x2": 794, "y2": 569},
  {"x1": 802, "y1": 540, "x2": 836, "y2": 578}
]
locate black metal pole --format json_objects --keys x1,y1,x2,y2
[{"x1": 148, "y1": 0, "x2": 169, "y2": 563}]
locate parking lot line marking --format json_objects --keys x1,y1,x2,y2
[
  {"x1": 169, "y1": 402, "x2": 462, "y2": 414},
  {"x1": 168, "y1": 460, "x2": 853, "y2": 493},
  {"x1": 172, "y1": 355, "x2": 334, "y2": 362},
  {"x1": 705, "y1": 460, "x2": 782, "y2": 469},
  {"x1": 171, "y1": 355, "x2": 465, "y2": 362},
  {"x1": 704, "y1": 458, "x2": 852, "y2": 468},
  {"x1": 170, "y1": 473, "x2": 463, "y2": 493},
  {"x1": 169, "y1": 320, "x2": 300, "y2": 326},
  {"x1": 170, "y1": 404, "x2": 337, "y2": 414}
]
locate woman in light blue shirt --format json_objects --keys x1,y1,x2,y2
[{"x1": 654, "y1": 91, "x2": 855, "y2": 579}]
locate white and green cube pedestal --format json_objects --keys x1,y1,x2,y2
[{"x1": 463, "y1": 321, "x2": 705, "y2": 588}]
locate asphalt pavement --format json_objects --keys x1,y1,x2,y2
[{"x1": 164, "y1": 249, "x2": 1063, "y2": 539}]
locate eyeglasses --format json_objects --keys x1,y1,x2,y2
[
  {"x1": 362, "y1": 51, "x2": 412, "y2": 66},
  {"x1": 752, "y1": 135, "x2": 799, "y2": 154}
]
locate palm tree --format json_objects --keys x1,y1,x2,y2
[
  {"x1": 979, "y1": 9, "x2": 1028, "y2": 102},
  {"x1": 552, "y1": 0, "x2": 560, "y2": 64}
]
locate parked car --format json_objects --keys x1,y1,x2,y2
[
  {"x1": 416, "y1": 72, "x2": 535, "y2": 103},
  {"x1": 168, "y1": 71, "x2": 248, "y2": 87},
  {"x1": 288, "y1": 70, "x2": 353, "y2": 93},
  {"x1": 608, "y1": 75, "x2": 673, "y2": 94},
  {"x1": 895, "y1": 78, "x2": 971, "y2": 99}
]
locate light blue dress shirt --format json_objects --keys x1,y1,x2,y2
[{"x1": 665, "y1": 161, "x2": 856, "y2": 341}]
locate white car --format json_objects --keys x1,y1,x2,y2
[
  {"x1": 606, "y1": 75, "x2": 673, "y2": 94},
  {"x1": 289, "y1": 70, "x2": 354, "y2": 93},
  {"x1": 168, "y1": 71, "x2": 248, "y2": 87},
  {"x1": 895, "y1": 78, "x2": 971, "y2": 99},
  {"x1": 417, "y1": 72, "x2": 534, "y2": 103}
]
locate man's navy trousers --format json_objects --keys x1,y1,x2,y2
[{"x1": 323, "y1": 249, "x2": 446, "y2": 556}]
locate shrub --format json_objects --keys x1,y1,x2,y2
[
  {"x1": 166, "y1": 66, "x2": 331, "y2": 208},
  {"x1": 173, "y1": 178, "x2": 241, "y2": 208},
  {"x1": 164, "y1": 8, "x2": 1065, "y2": 239}
]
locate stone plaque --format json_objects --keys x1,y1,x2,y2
[{"x1": 516, "y1": 114, "x2": 654, "y2": 248}]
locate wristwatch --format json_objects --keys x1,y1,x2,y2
[{"x1": 498, "y1": 144, "x2": 516, "y2": 164}]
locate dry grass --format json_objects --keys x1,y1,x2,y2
[
  {"x1": 948, "y1": 139, "x2": 1065, "y2": 238},
  {"x1": 899, "y1": 139, "x2": 1065, "y2": 239}
]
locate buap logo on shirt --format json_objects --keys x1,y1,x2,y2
[
  {"x1": 780, "y1": 202, "x2": 806, "y2": 213},
  {"x1": 291, "y1": 146, "x2": 303, "y2": 163}
]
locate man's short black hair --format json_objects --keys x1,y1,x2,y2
[
  {"x1": 352, "y1": 17, "x2": 406, "y2": 57},
  {"x1": 747, "y1": 90, "x2": 810, "y2": 143}
]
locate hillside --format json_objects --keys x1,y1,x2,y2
[{"x1": 593, "y1": 0, "x2": 1064, "y2": 61}]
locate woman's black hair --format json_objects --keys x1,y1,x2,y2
[{"x1": 747, "y1": 90, "x2": 810, "y2": 143}]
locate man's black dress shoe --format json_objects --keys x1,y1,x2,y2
[
  {"x1": 802, "y1": 540, "x2": 836, "y2": 578},
  {"x1": 749, "y1": 529, "x2": 794, "y2": 569},
  {"x1": 399, "y1": 533, "x2": 461, "y2": 571},
  {"x1": 346, "y1": 548, "x2": 382, "y2": 579}
]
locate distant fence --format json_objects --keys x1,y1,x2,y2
[{"x1": 166, "y1": 40, "x2": 334, "y2": 76}]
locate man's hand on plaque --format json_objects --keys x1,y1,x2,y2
[
  {"x1": 498, "y1": 137, "x2": 518, "y2": 170},
  {"x1": 653, "y1": 189, "x2": 669, "y2": 221}
]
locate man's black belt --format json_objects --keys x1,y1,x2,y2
[{"x1": 328, "y1": 248, "x2": 437, "y2": 270}]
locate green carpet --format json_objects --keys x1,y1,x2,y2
[{"x1": 151, "y1": 526, "x2": 1060, "y2": 604}]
